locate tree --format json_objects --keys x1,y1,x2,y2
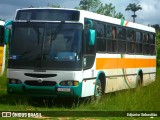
[
  {"x1": 97, "y1": 3, "x2": 125, "y2": 19},
  {"x1": 156, "y1": 31, "x2": 160, "y2": 66},
  {"x1": 76, "y1": 0, "x2": 125, "y2": 19},
  {"x1": 77, "y1": 0, "x2": 101, "y2": 12},
  {"x1": 125, "y1": 3, "x2": 142, "y2": 23},
  {"x1": 28, "y1": 5, "x2": 35, "y2": 8},
  {"x1": 28, "y1": 3, "x2": 61, "y2": 8}
]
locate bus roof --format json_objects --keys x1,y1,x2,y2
[
  {"x1": 79, "y1": 10, "x2": 155, "y2": 33},
  {"x1": 15, "y1": 8, "x2": 155, "y2": 33},
  {"x1": 0, "y1": 20, "x2": 5, "y2": 26}
]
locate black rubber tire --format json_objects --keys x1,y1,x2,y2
[{"x1": 136, "y1": 75, "x2": 142, "y2": 88}]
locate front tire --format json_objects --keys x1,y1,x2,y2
[{"x1": 91, "y1": 79, "x2": 102, "y2": 101}]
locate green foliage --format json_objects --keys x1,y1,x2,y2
[
  {"x1": 97, "y1": 3, "x2": 124, "y2": 19},
  {"x1": 28, "y1": 3, "x2": 61, "y2": 8},
  {"x1": 47, "y1": 3, "x2": 61, "y2": 8},
  {"x1": 77, "y1": 0, "x2": 101, "y2": 12},
  {"x1": 156, "y1": 31, "x2": 160, "y2": 66},
  {"x1": 125, "y1": 3, "x2": 142, "y2": 12},
  {"x1": 76, "y1": 0, "x2": 125, "y2": 19}
]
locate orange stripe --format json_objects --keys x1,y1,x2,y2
[{"x1": 96, "y1": 58, "x2": 156, "y2": 70}]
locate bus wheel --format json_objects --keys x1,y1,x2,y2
[{"x1": 92, "y1": 79, "x2": 102, "y2": 101}]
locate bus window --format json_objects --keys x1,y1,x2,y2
[
  {"x1": 126, "y1": 29, "x2": 134, "y2": 53},
  {"x1": 106, "y1": 25, "x2": 112, "y2": 52},
  {"x1": 112, "y1": 26, "x2": 117, "y2": 52},
  {"x1": 143, "y1": 33, "x2": 150, "y2": 55},
  {"x1": 84, "y1": 19, "x2": 96, "y2": 54},
  {"x1": 117, "y1": 27, "x2": 126, "y2": 53},
  {"x1": 112, "y1": 27, "x2": 116, "y2": 39},
  {"x1": 106, "y1": 25, "x2": 112, "y2": 38},
  {"x1": 149, "y1": 34, "x2": 155, "y2": 55},
  {"x1": 96, "y1": 23, "x2": 106, "y2": 52},
  {"x1": 135, "y1": 31, "x2": 142, "y2": 54}
]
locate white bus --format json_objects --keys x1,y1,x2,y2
[
  {"x1": 5, "y1": 8, "x2": 156, "y2": 98},
  {"x1": 0, "y1": 20, "x2": 7, "y2": 76}
]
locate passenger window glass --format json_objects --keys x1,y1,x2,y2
[
  {"x1": 135, "y1": 31, "x2": 142, "y2": 54},
  {"x1": 126, "y1": 29, "x2": 134, "y2": 53},
  {"x1": 97, "y1": 23, "x2": 106, "y2": 52}
]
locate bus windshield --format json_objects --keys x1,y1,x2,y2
[{"x1": 9, "y1": 22, "x2": 83, "y2": 70}]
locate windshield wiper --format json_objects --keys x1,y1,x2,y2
[{"x1": 51, "y1": 21, "x2": 65, "y2": 42}]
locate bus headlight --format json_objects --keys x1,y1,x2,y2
[
  {"x1": 10, "y1": 79, "x2": 16, "y2": 84},
  {"x1": 67, "y1": 81, "x2": 73, "y2": 86},
  {"x1": 59, "y1": 81, "x2": 79, "y2": 86},
  {"x1": 9, "y1": 79, "x2": 22, "y2": 84}
]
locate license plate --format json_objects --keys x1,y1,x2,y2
[{"x1": 57, "y1": 88, "x2": 71, "y2": 92}]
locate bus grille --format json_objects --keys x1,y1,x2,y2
[{"x1": 24, "y1": 80, "x2": 57, "y2": 86}]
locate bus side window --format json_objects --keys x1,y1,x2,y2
[
  {"x1": 135, "y1": 31, "x2": 142, "y2": 54},
  {"x1": 106, "y1": 25, "x2": 112, "y2": 52},
  {"x1": 84, "y1": 19, "x2": 96, "y2": 54},
  {"x1": 96, "y1": 22, "x2": 106, "y2": 52},
  {"x1": 112, "y1": 26, "x2": 117, "y2": 52},
  {"x1": 117, "y1": 27, "x2": 126, "y2": 53},
  {"x1": 112, "y1": 27, "x2": 116, "y2": 39},
  {"x1": 149, "y1": 34, "x2": 155, "y2": 55},
  {"x1": 126, "y1": 29, "x2": 135, "y2": 53},
  {"x1": 143, "y1": 33, "x2": 149, "y2": 55}
]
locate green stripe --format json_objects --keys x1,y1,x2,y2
[
  {"x1": 120, "y1": 19, "x2": 125, "y2": 26},
  {"x1": 120, "y1": 54, "x2": 130, "y2": 88}
]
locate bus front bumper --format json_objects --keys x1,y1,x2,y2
[{"x1": 7, "y1": 83, "x2": 82, "y2": 98}]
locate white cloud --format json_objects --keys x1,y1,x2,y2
[{"x1": 136, "y1": 0, "x2": 160, "y2": 25}]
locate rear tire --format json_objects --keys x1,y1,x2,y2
[{"x1": 136, "y1": 75, "x2": 142, "y2": 88}]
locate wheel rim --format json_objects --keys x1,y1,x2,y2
[{"x1": 95, "y1": 80, "x2": 102, "y2": 97}]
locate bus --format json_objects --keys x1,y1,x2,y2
[
  {"x1": 0, "y1": 20, "x2": 6, "y2": 76},
  {"x1": 5, "y1": 8, "x2": 156, "y2": 98}
]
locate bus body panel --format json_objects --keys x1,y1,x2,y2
[
  {"x1": 7, "y1": 69, "x2": 83, "y2": 97},
  {"x1": 0, "y1": 21, "x2": 6, "y2": 76}
]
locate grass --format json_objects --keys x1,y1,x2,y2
[{"x1": 0, "y1": 68, "x2": 160, "y2": 119}]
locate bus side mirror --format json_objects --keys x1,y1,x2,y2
[
  {"x1": 4, "y1": 20, "x2": 13, "y2": 44},
  {"x1": 4, "y1": 29, "x2": 10, "y2": 44},
  {"x1": 88, "y1": 29, "x2": 96, "y2": 46}
]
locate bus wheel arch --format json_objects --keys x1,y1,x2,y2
[{"x1": 96, "y1": 71, "x2": 106, "y2": 94}]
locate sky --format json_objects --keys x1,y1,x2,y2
[{"x1": 0, "y1": 0, "x2": 160, "y2": 26}]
